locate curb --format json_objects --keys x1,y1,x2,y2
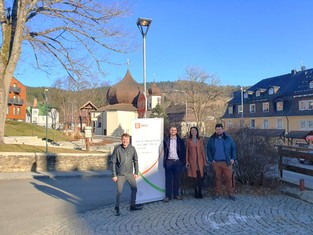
[
  {"x1": 0, "y1": 170, "x2": 112, "y2": 180},
  {"x1": 279, "y1": 185, "x2": 313, "y2": 204}
]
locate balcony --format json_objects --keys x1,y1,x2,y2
[
  {"x1": 9, "y1": 86, "x2": 21, "y2": 93},
  {"x1": 7, "y1": 98, "x2": 24, "y2": 106}
]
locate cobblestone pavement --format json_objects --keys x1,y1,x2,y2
[{"x1": 33, "y1": 194, "x2": 313, "y2": 235}]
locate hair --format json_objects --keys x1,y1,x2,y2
[
  {"x1": 215, "y1": 123, "x2": 224, "y2": 129},
  {"x1": 121, "y1": 133, "x2": 130, "y2": 138},
  {"x1": 189, "y1": 126, "x2": 200, "y2": 139}
]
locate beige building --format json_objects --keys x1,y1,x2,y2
[{"x1": 222, "y1": 67, "x2": 313, "y2": 145}]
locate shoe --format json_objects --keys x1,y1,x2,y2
[
  {"x1": 114, "y1": 207, "x2": 120, "y2": 216},
  {"x1": 174, "y1": 196, "x2": 182, "y2": 200},
  {"x1": 198, "y1": 192, "x2": 203, "y2": 199},
  {"x1": 228, "y1": 195, "x2": 236, "y2": 201},
  {"x1": 130, "y1": 205, "x2": 143, "y2": 211},
  {"x1": 163, "y1": 197, "x2": 170, "y2": 203},
  {"x1": 212, "y1": 195, "x2": 221, "y2": 200}
]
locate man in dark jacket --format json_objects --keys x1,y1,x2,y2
[
  {"x1": 112, "y1": 133, "x2": 142, "y2": 216},
  {"x1": 207, "y1": 123, "x2": 236, "y2": 201},
  {"x1": 163, "y1": 126, "x2": 186, "y2": 202}
]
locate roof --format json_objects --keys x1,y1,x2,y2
[
  {"x1": 97, "y1": 103, "x2": 137, "y2": 112},
  {"x1": 285, "y1": 130, "x2": 313, "y2": 139},
  {"x1": 80, "y1": 101, "x2": 98, "y2": 111},
  {"x1": 228, "y1": 128, "x2": 285, "y2": 137},
  {"x1": 106, "y1": 70, "x2": 142, "y2": 106}
]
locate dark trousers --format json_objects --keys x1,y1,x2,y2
[
  {"x1": 194, "y1": 170, "x2": 203, "y2": 194},
  {"x1": 165, "y1": 160, "x2": 182, "y2": 198},
  {"x1": 115, "y1": 174, "x2": 137, "y2": 207}
]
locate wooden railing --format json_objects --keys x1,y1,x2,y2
[{"x1": 277, "y1": 145, "x2": 313, "y2": 177}]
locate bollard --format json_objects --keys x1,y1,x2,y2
[{"x1": 300, "y1": 179, "x2": 305, "y2": 191}]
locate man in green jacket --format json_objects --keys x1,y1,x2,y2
[{"x1": 112, "y1": 133, "x2": 143, "y2": 216}]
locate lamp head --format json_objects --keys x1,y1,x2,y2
[{"x1": 137, "y1": 17, "x2": 152, "y2": 35}]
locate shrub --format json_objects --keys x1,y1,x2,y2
[{"x1": 231, "y1": 128, "x2": 278, "y2": 185}]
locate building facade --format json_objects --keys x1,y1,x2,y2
[
  {"x1": 222, "y1": 67, "x2": 313, "y2": 144},
  {"x1": 6, "y1": 77, "x2": 27, "y2": 121}
]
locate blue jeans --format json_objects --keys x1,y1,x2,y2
[{"x1": 165, "y1": 159, "x2": 183, "y2": 198}]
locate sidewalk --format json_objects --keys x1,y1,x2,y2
[
  {"x1": 0, "y1": 170, "x2": 112, "y2": 180},
  {"x1": 1, "y1": 170, "x2": 313, "y2": 205}
]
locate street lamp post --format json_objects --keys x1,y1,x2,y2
[
  {"x1": 67, "y1": 101, "x2": 74, "y2": 131},
  {"x1": 44, "y1": 88, "x2": 49, "y2": 153},
  {"x1": 137, "y1": 17, "x2": 152, "y2": 118},
  {"x1": 240, "y1": 87, "x2": 244, "y2": 127}
]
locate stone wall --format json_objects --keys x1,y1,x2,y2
[{"x1": 0, "y1": 152, "x2": 111, "y2": 172}]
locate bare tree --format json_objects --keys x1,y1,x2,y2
[
  {"x1": 0, "y1": 0, "x2": 132, "y2": 143},
  {"x1": 177, "y1": 66, "x2": 224, "y2": 134}
]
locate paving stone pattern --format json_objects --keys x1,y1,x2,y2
[{"x1": 33, "y1": 194, "x2": 313, "y2": 235}]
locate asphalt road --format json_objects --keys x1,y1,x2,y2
[{"x1": 0, "y1": 176, "x2": 130, "y2": 235}]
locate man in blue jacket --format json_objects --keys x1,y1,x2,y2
[
  {"x1": 163, "y1": 126, "x2": 186, "y2": 202},
  {"x1": 207, "y1": 123, "x2": 236, "y2": 201}
]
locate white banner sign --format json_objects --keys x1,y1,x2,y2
[{"x1": 131, "y1": 118, "x2": 165, "y2": 204}]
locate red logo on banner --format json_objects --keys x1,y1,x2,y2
[{"x1": 135, "y1": 123, "x2": 140, "y2": 129}]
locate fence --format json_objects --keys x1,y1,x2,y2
[{"x1": 277, "y1": 145, "x2": 313, "y2": 178}]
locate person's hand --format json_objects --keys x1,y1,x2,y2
[
  {"x1": 134, "y1": 174, "x2": 139, "y2": 179},
  {"x1": 230, "y1": 159, "x2": 234, "y2": 165},
  {"x1": 186, "y1": 163, "x2": 190, "y2": 168},
  {"x1": 112, "y1": 177, "x2": 118, "y2": 182}
]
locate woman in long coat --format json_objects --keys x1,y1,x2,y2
[{"x1": 186, "y1": 126, "x2": 207, "y2": 198}]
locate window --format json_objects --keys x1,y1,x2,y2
[
  {"x1": 227, "y1": 120, "x2": 232, "y2": 127},
  {"x1": 300, "y1": 120, "x2": 313, "y2": 129},
  {"x1": 299, "y1": 100, "x2": 313, "y2": 110},
  {"x1": 277, "y1": 101, "x2": 283, "y2": 111},
  {"x1": 249, "y1": 104, "x2": 256, "y2": 113},
  {"x1": 250, "y1": 119, "x2": 256, "y2": 128},
  {"x1": 263, "y1": 119, "x2": 269, "y2": 129},
  {"x1": 256, "y1": 90, "x2": 260, "y2": 97},
  {"x1": 13, "y1": 107, "x2": 16, "y2": 115},
  {"x1": 228, "y1": 106, "x2": 233, "y2": 114},
  {"x1": 13, "y1": 83, "x2": 17, "y2": 87},
  {"x1": 97, "y1": 116, "x2": 102, "y2": 128},
  {"x1": 238, "y1": 105, "x2": 243, "y2": 114},
  {"x1": 17, "y1": 107, "x2": 21, "y2": 115},
  {"x1": 244, "y1": 93, "x2": 248, "y2": 99},
  {"x1": 263, "y1": 102, "x2": 269, "y2": 112},
  {"x1": 269, "y1": 88, "x2": 274, "y2": 95},
  {"x1": 276, "y1": 119, "x2": 283, "y2": 129},
  {"x1": 310, "y1": 81, "x2": 313, "y2": 89}
]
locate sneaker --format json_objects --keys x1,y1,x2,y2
[
  {"x1": 163, "y1": 197, "x2": 170, "y2": 203},
  {"x1": 212, "y1": 195, "x2": 221, "y2": 200},
  {"x1": 228, "y1": 195, "x2": 236, "y2": 201},
  {"x1": 174, "y1": 196, "x2": 182, "y2": 200},
  {"x1": 114, "y1": 207, "x2": 120, "y2": 216},
  {"x1": 130, "y1": 205, "x2": 143, "y2": 211}
]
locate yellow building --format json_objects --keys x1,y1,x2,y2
[{"x1": 222, "y1": 67, "x2": 313, "y2": 145}]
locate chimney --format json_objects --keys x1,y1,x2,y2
[
  {"x1": 301, "y1": 65, "x2": 306, "y2": 71},
  {"x1": 291, "y1": 69, "x2": 297, "y2": 75}
]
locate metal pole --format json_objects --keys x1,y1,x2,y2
[
  {"x1": 44, "y1": 89, "x2": 48, "y2": 153},
  {"x1": 241, "y1": 87, "x2": 244, "y2": 127},
  {"x1": 143, "y1": 33, "x2": 147, "y2": 118},
  {"x1": 68, "y1": 101, "x2": 74, "y2": 131}
]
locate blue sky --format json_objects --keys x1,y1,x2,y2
[{"x1": 15, "y1": 0, "x2": 313, "y2": 88}]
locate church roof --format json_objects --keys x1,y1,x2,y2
[
  {"x1": 107, "y1": 70, "x2": 142, "y2": 106},
  {"x1": 148, "y1": 82, "x2": 161, "y2": 95}
]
